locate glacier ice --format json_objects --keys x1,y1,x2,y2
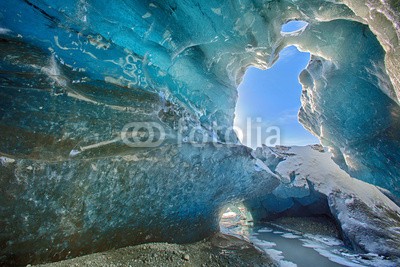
[
  {"x1": 0, "y1": 0, "x2": 400, "y2": 265},
  {"x1": 0, "y1": 142, "x2": 280, "y2": 264},
  {"x1": 247, "y1": 145, "x2": 400, "y2": 257}
]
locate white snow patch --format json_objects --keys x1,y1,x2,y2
[
  {"x1": 254, "y1": 158, "x2": 281, "y2": 179},
  {"x1": 281, "y1": 233, "x2": 300, "y2": 239},
  {"x1": 253, "y1": 145, "x2": 400, "y2": 259},
  {"x1": 274, "y1": 146, "x2": 400, "y2": 211},
  {"x1": 299, "y1": 239, "x2": 366, "y2": 267},
  {"x1": 142, "y1": 12, "x2": 152, "y2": 19},
  {"x1": 252, "y1": 239, "x2": 297, "y2": 267},
  {"x1": 303, "y1": 234, "x2": 343, "y2": 246},
  {"x1": 211, "y1": 8, "x2": 222, "y2": 15},
  {"x1": 345, "y1": 197, "x2": 354, "y2": 205},
  {"x1": 41, "y1": 55, "x2": 67, "y2": 87},
  {"x1": 258, "y1": 227, "x2": 273, "y2": 233},
  {"x1": 279, "y1": 261, "x2": 297, "y2": 267},
  {"x1": 0, "y1": 27, "x2": 11, "y2": 34},
  {"x1": 252, "y1": 225, "x2": 400, "y2": 267},
  {"x1": 69, "y1": 149, "x2": 81, "y2": 157},
  {"x1": 0, "y1": 156, "x2": 15, "y2": 165},
  {"x1": 273, "y1": 231, "x2": 284, "y2": 234}
]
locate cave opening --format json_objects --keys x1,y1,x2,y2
[
  {"x1": 220, "y1": 203, "x2": 253, "y2": 235},
  {"x1": 234, "y1": 45, "x2": 319, "y2": 148},
  {"x1": 280, "y1": 20, "x2": 308, "y2": 34}
]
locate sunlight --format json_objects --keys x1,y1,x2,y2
[
  {"x1": 281, "y1": 20, "x2": 308, "y2": 34},
  {"x1": 234, "y1": 45, "x2": 319, "y2": 148}
]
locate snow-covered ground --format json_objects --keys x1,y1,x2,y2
[
  {"x1": 221, "y1": 207, "x2": 398, "y2": 267},
  {"x1": 251, "y1": 225, "x2": 397, "y2": 267},
  {"x1": 250, "y1": 145, "x2": 400, "y2": 258}
]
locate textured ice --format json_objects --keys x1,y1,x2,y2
[
  {"x1": 247, "y1": 145, "x2": 400, "y2": 257},
  {"x1": 252, "y1": 226, "x2": 399, "y2": 267},
  {"x1": 250, "y1": 238, "x2": 297, "y2": 267},
  {"x1": 0, "y1": 0, "x2": 400, "y2": 265}
]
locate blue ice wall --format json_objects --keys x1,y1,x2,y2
[
  {"x1": 2, "y1": 0, "x2": 398, "y2": 193},
  {"x1": 0, "y1": 0, "x2": 400, "y2": 265}
]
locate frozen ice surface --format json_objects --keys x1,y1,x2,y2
[
  {"x1": 252, "y1": 226, "x2": 399, "y2": 267},
  {"x1": 0, "y1": 0, "x2": 400, "y2": 265},
  {"x1": 248, "y1": 145, "x2": 400, "y2": 258}
]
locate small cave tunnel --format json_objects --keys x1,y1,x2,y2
[{"x1": 219, "y1": 190, "x2": 345, "y2": 246}]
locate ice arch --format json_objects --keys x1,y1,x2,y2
[
  {"x1": 0, "y1": 0, "x2": 400, "y2": 265},
  {"x1": 234, "y1": 45, "x2": 319, "y2": 148},
  {"x1": 1, "y1": 0, "x2": 398, "y2": 194}
]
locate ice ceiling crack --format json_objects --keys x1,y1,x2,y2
[{"x1": 0, "y1": 0, "x2": 400, "y2": 265}]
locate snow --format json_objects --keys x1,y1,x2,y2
[
  {"x1": 0, "y1": 156, "x2": 15, "y2": 165},
  {"x1": 258, "y1": 227, "x2": 273, "y2": 233},
  {"x1": 251, "y1": 226, "x2": 399, "y2": 267},
  {"x1": 275, "y1": 146, "x2": 399, "y2": 211},
  {"x1": 251, "y1": 238, "x2": 297, "y2": 267},
  {"x1": 251, "y1": 145, "x2": 400, "y2": 257},
  {"x1": 1, "y1": 0, "x2": 400, "y2": 265},
  {"x1": 281, "y1": 233, "x2": 300, "y2": 239},
  {"x1": 0, "y1": 27, "x2": 11, "y2": 34},
  {"x1": 69, "y1": 149, "x2": 81, "y2": 157},
  {"x1": 273, "y1": 231, "x2": 284, "y2": 234}
]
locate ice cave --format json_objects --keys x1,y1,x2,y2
[{"x1": 0, "y1": 0, "x2": 400, "y2": 266}]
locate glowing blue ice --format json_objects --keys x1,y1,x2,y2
[{"x1": 0, "y1": 0, "x2": 399, "y2": 265}]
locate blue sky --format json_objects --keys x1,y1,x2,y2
[
  {"x1": 234, "y1": 42, "x2": 320, "y2": 148},
  {"x1": 281, "y1": 20, "x2": 308, "y2": 33}
]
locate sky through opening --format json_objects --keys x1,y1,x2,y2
[{"x1": 234, "y1": 44, "x2": 319, "y2": 148}]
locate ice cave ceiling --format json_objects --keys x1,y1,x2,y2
[{"x1": 0, "y1": 0, "x2": 400, "y2": 265}]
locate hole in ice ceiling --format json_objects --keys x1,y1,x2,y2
[
  {"x1": 281, "y1": 20, "x2": 308, "y2": 34},
  {"x1": 234, "y1": 45, "x2": 319, "y2": 148}
]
